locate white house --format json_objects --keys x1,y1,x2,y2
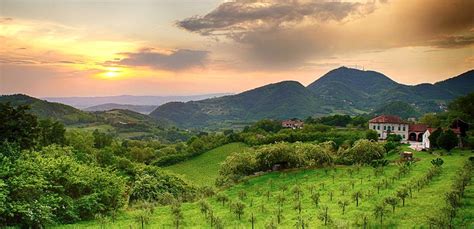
[
  {"x1": 422, "y1": 128, "x2": 434, "y2": 149},
  {"x1": 368, "y1": 115, "x2": 409, "y2": 140}
]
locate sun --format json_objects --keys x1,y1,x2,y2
[{"x1": 101, "y1": 67, "x2": 122, "y2": 79}]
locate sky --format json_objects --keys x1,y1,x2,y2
[{"x1": 0, "y1": 0, "x2": 473, "y2": 97}]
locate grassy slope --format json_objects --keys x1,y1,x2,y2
[
  {"x1": 56, "y1": 147, "x2": 473, "y2": 228},
  {"x1": 164, "y1": 143, "x2": 250, "y2": 186}
]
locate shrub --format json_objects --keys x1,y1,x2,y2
[{"x1": 342, "y1": 139, "x2": 385, "y2": 164}]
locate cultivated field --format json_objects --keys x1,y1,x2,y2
[{"x1": 56, "y1": 146, "x2": 473, "y2": 228}]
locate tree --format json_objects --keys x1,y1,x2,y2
[
  {"x1": 343, "y1": 139, "x2": 385, "y2": 164},
  {"x1": 135, "y1": 209, "x2": 152, "y2": 229},
  {"x1": 293, "y1": 199, "x2": 302, "y2": 214},
  {"x1": 232, "y1": 200, "x2": 245, "y2": 220},
  {"x1": 384, "y1": 197, "x2": 398, "y2": 213},
  {"x1": 249, "y1": 212, "x2": 256, "y2": 229},
  {"x1": 419, "y1": 113, "x2": 441, "y2": 128},
  {"x1": 318, "y1": 205, "x2": 331, "y2": 226},
  {"x1": 311, "y1": 192, "x2": 320, "y2": 207},
  {"x1": 0, "y1": 103, "x2": 39, "y2": 149},
  {"x1": 276, "y1": 191, "x2": 286, "y2": 207},
  {"x1": 92, "y1": 129, "x2": 113, "y2": 149},
  {"x1": 373, "y1": 203, "x2": 388, "y2": 226},
  {"x1": 374, "y1": 181, "x2": 384, "y2": 194},
  {"x1": 386, "y1": 134, "x2": 402, "y2": 142},
  {"x1": 437, "y1": 129, "x2": 458, "y2": 152},
  {"x1": 216, "y1": 192, "x2": 229, "y2": 206},
  {"x1": 171, "y1": 202, "x2": 183, "y2": 229},
  {"x1": 38, "y1": 119, "x2": 66, "y2": 147},
  {"x1": 365, "y1": 130, "x2": 378, "y2": 141},
  {"x1": 338, "y1": 199, "x2": 350, "y2": 215},
  {"x1": 428, "y1": 128, "x2": 443, "y2": 148},
  {"x1": 396, "y1": 188, "x2": 409, "y2": 206},
  {"x1": 352, "y1": 191, "x2": 362, "y2": 207},
  {"x1": 340, "y1": 184, "x2": 348, "y2": 195}
]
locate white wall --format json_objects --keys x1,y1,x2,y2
[{"x1": 369, "y1": 123, "x2": 409, "y2": 140}]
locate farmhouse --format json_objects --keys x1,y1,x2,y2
[
  {"x1": 368, "y1": 115, "x2": 409, "y2": 140},
  {"x1": 370, "y1": 115, "x2": 470, "y2": 149},
  {"x1": 422, "y1": 119, "x2": 469, "y2": 148},
  {"x1": 281, "y1": 119, "x2": 304, "y2": 129}
]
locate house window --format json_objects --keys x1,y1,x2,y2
[
  {"x1": 378, "y1": 134, "x2": 381, "y2": 137},
  {"x1": 398, "y1": 126, "x2": 400, "y2": 131},
  {"x1": 402, "y1": 135, "x2": 405, "y2": 139},
  {"x1": 384, "y1": 126, "x2": 386, "y2": 130},
  {"x1": 377, "y1": 125, "x2": 380, "y2": 130},
  {"x1": 373, "y1": 126, "x2": 376, "y2": 130},
  {"x1": 403, "y1": 126, "x2": 406, "y2": 131},
  {"x1": 387, "y1": 126, "x2": 391, "y2": 131}
]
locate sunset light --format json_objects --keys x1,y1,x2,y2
[{"x1": 0, "y1": 1, "x2": 473, "y2": 228}]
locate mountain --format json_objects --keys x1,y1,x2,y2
[
  {"x1": 0, "y1": 94, "x2": 96, "y2": 124},
  {"x1": 43, "y1": 93, "x2": 232, "y2": 109},
  {"x1": 150, "y1": 67, "x2": 474, "y2": 128},
  {"x1": 371, "y1": 101, "x2": 421, "y2": 119},
  {"x1": 84, "y1": 103, "x2": 157, "y2": 114},
  {"x1": 435, "y1": 70, "x2": 474, "y2": 96},
  {"x1": 150, "y1": 81, "x2": 324, "y2": 128}
]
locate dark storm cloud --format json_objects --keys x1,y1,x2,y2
[{"x1": 106, "y1": 49, "x2": 209, "y2": 71}]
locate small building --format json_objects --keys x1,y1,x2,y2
[
  {"x1": 422, "y1": 119, "x2": 469, "y2": 149},
  {"x1": 422, "y1": 128, "x2": 435, "y2": 149},
  {"x1": 369, "y1": 115, "x2": 409, "y2": 140},
  {"x1": 408, "y1": 124, "x2": 428, "y2": 142},
  {"x1": 282, "y1": 119, "x2": 304, "y2": 129}
]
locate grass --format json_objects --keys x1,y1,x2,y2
[
  {"x1": 55, "y1": 147, "x2": 473, "y2": 228},
  {"x1": 164, "y1": 143, "x2": 250, "y2": 186}
]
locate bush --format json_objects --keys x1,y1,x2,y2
[
  {"x1": 342, "y1": 139, "x2": 385, "y2": 164},
  {"x1": 365, "y1": 130, "x2": 378, "y2": 141},
  {"x1": 437, "y1": 129, "x2": 458, "y2": 152},
  {"x1": 130, "y1": 166, "x2": 196, "y2": 204},
  {"x1": 1, "y1": 146, "x2": 127, "y2": 226}
]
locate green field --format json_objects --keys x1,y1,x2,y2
[
  {"x1": 164, "y1": 143, "x2": 250, "y2": 186},
  {"x1": 56, "y1": 146, "x2": 473, "y2": 228}
]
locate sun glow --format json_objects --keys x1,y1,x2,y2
[{"x1": 101, "y1": 67, "x2": 123, "y2": 79}]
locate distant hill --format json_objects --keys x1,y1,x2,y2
[
  {"x1": 0, "y1": 94, "x2": 96, "y2": 124},
  {"x1": 44, "y1": 93, "x2": 232, "y2": 108},
  {"x1": 150, "y1": 81, "x2": 324, "y2": 128},
  {"x1": 151, "y1": 67, "x2": 474, "y2": 128},
  {"x1": 84, "y1": 103, "x2": 157, "y2": 114},
  {"x1": 93, "y1": 109, "x2": 170, "y2": 131}
]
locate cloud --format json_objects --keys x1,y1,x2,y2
[
  {"x1": 430, "y1": 34, "x2": 474, "y2": 48},
  {"x1": 177, "y1": 0, "x2": 377, "y2": 38},
  {"x1": 177, "y1": 0, "x2": 474, "y2": 70},
  {"x1": 105, "y1": 48, "x2": 209, "y2": 71}
]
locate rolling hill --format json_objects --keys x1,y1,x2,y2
[
  {"x1": 151, "y1": 67, "x2": 474, "y2": 128},
  {"x1": 0, "y1": 94, "x2": 97, "y2": 124},
  {"x1": 84, "y1": 103, "x2": 157, "y2": 114},
  {"x1": 150, "y1": 81, "x2": 325, "y2": 128}
]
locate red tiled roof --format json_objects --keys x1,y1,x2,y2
[
  {"x1": 369, "y1": 115, "x2": 407, "y2": 124},
  {"x1": 409, "y1": 124, "x2": 428, "y2": 133}
]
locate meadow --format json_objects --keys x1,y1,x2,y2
[
  {"x1": 164, "y1": 143, "x2": 250, "y2": 186},
  {"x1": 55, "y1": 145, "x2": 473, "y2": 228}
]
